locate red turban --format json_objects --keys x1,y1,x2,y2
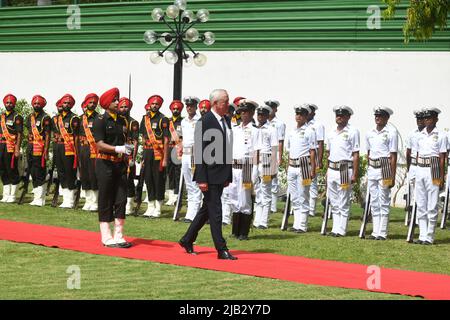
[
  {"x1": 119, "y1": 97, "x2": 133, "y2": 110},
  {"x1": 99, "y1": 87, "x2": 119, "y2": 110},
  {"x1": 169, "y1": 100, "x2": 184, "y2": 112},
  {"x1": 144, "y1": 103, "x2": 151, "y2": 111},
  {"x1": 81, "y1": 93, "x2": 99, "y2": 110},
  {"x1": 147, "y1": 95, "x2": 163, "y2": 107},
  {"x1": 32, "y1": 95, "x2": 47, "y2": 108},
  {"x1": 233, "y1": 96, "x2": 245, "y2": 106},
  {"x1": 199, "y1": 99, "x2": 211, "y2": 112},
  {"x1": 3, "y1": 94, "x2": 17, "y2": 107},
  {"x1": 55, "y1": 98, "x2": 63, "y2": 108},
  {"x1": 61, "y1": 93, "x2": 75, "y2": 108}
]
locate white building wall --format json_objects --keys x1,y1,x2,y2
[{"x1": 1, "y1": 50, "x2": 449, "y2": 205}]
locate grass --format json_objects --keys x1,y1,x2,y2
[{"x1": 0, "y1": 192, "x2": 448, "y2": 299}]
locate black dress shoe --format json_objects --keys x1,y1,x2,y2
[
  {"x1": 328, "y1": 232, "x2": 337, "y2": 237},
  {"x1": 238, "y1": 235, "x2": 249, "y2": 241},
  {"x1": 421, "y1": 240, "x2": 432, "y2": 245},
  {"x1": 116, "y1": 241, "x2": 133, "y2": 248},
  {"x1": 218, "y1": 250, "x2": 238, "y2": 260},
  {"x1": 257, "y1": 225, "x2": 267, "y2": 230},
  {"x1": 413, "y1": 239, "x2": 423, "y2": 245},
  {"x1": 368, "y1": 235, "x2": 377, "y2": 240},
  {"x1": 183, "y1": 218, "x2": 192, "y2": 223},
  {"x1": 293, "y1": 228, "x2": 306, "y2": 234},
  {"x1": 376, "y1": 236, "x2": 387, "y2": 241},
  {"x1": 178, "y1": 240, "x2": 196, "y2": 254}
]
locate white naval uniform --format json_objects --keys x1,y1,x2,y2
[
  {"x1": 227, "y1": 122, "x2": 259, "y2": 215},
  {"x1": 405, "y1": 128, "x2": 422, "y2": 181},
  {"x1": 286, "y1": 124, "x2": 317, "y2": 231},
  {"x1": 415, "y1": 127, "x2": 447, "y2": 243},
  {"x1": 365, "y1": 126, "x2": 398, "y2": 238},
  {"x1": 326, "y1": 124, "x2": 360, "y2": 236},
  {"x1": 307, "y1": 118, "x2": 325, "y2": 216},
  {"x1": 253, "y1": 121, "x2": 279, "y2": 228},
  {"x1": 269, "y1": 116, "x2": 286, "y2": 213},
  {"x1": 180, "y1": 114, "x2": 202, "y2": 221}
]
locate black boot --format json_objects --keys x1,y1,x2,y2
[
  {"x1": 231, "y1": 212, "x2": 240, "y2": 238},
  {"x1": 238, "y1": 214, "x2": 252, "y2": 240}
]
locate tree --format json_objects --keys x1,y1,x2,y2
[{"x1": 382, "y1": 0, "x2": 449, "y2": 42}]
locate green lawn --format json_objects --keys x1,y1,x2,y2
[{"x1": 0, "y1": 193, "x2": 448, "y2": 300}]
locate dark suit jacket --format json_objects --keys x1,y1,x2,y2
[{"x1": 193, "y1": 111, "x2": 232, "y2": 185}]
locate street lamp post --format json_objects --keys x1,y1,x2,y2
[{"x1": 144, "y1": 0, "x2": 215, "y2": 100}]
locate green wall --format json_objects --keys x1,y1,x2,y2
[{"x1": 0, "y1": 0, "x2": 449, "y2": 52}]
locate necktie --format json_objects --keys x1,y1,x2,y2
[{"x1": 221, "y1": 117, "x2": 227, "y2": 134}]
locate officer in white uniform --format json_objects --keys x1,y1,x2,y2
[
  {"x1": 266, "y1": 100, "x2": 286, "y2": 214},
  {"x1": 306, "y1": 103, "x2": 325, "y2": 216},
  {"x1": 326, "y1": 106, "x2": 360, "y2": 237},
  {"x1": 253, "y1": 104, "x2": 279, "y2": 229},
  {"x1": 414, "y1": 107, "x2": 447, "y2": 245},
  {"x1": 228, "y1": 99, "x2": 259, "y2": 240},
  {"x1": 286, "y1": 104, "x2": 317, "y2": 233},
  {"x1": 406, "y1": 110, "x2": 426, "y2": 182},
  {"x1": 179, "y1": 96, "x2": 202, "y2": 223},
  {"x1": 365, "y1": 107, "x2": 398, "y2": 240}
]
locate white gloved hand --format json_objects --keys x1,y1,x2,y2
[
  {"x1": 115, "y1": 145, "x2": 127, "y2": 154},
  {"x1": 125, "y1": 143, "x2": 134, "y2": 155}
]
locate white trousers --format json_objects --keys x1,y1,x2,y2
[
  {"x1": 327, "y1": 168, "x2": 353, "y2": 236},
  {"x1": 288, "y1": 166, "x2": 310, "y2": 231},
  {"x1": 368, "y1": 178, "x2": 391, "y2": 238},
  {"x1": 415, "y1": 166, "x2": 439, "y2": 243},
  {"x1": 271, "y1": 176, "x2": 279, "y2": 212},
  {"x1": 181, "y1": 154, "x2": 202, "y2": 221},
  {"x1": 309, "y1": 176, "x2": 318, "y2": 215},
  {"x1": 254, "y1": 164, "x2": 272, "y2": 228},
  {"x1": 228, "y1": 168, "x2": 252, "y2": 215}
]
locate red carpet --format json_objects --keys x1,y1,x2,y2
[{"x1": 0, "y1": 219, "x2": 449, "y2": 300}]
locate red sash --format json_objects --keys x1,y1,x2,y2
[
  {"x1": 58, "y1": 115, "x2": 77, "y2": 169},
  {"x1": 145, "y1": 116, "x2": 164, "y2": 171},
  {"x1": 82, "y1": 114, "x2": 98, "y2": 159},
  {"x1": 30, "y1": 114, "x2": 45, "y2": 167},
  {"x1": 1, "y1": 114, "x2": 17, "y2": 168}
]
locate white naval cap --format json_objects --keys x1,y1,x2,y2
[
  {"x1": 256, "y1": 104, "x2": 272, "y2": 114},
  {"x1": 422, "y1": 107, "x2": 441, "y2": 117},
  {"x1": 237, "y1": 99, "x2": 258, "y2": 111},
  {"x1": 183, "y1": 96, "x2": 200, "y2": 105},
  {"x1": 333, "y1": 105, "x2": 353, "y2": 116},
  {"x1": 264, "y1": 100, "x2": 280, "y2": 109},
  {"x1": 373, "y1": 106, "x2": 394, "y2": 116},
  {"x1": 308, "y1": 103, "x2": 318, "y2": 111},
  {"x1": 294, "y1": 103, "x2": 311, "y2": 114}
]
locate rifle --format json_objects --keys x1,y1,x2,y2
[
  {"x1": 134, "y1": 161, "x2": 146, "y2": 215},
  {"x1": 359, "y1": 188, "x2": 371, "y2": 239},
  {"x1": 51, "y1": 176, "x2": 60, "y2": 207},
  {"x1": 406, "y1": 199, "x2": 418, "y2": 243},
  {"x1": 404, "y1": 176, "x2": 414, "y2": 226},
  {"x1": 281, "y1": 192, "x2": 291, "y2": 231},
  {"x1": 18, "y1": 160, "x2": 31, "y2": 205},
  {"x1": 440, "y1": 184, "x2": 449, "y2": 229},
  {"x1": 46, "y1": 162, "x2": 55, "y2": 196},
  {"x1": 172, "y1": 173, "x2": 184, "y2": 221},
  {"x1": 320, "y1": 195, "x2": 331, "y2": 235},
  {"x1": 73, "y1": 179, "x2": 82, "y2": 209}
]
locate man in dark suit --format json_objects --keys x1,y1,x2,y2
[{"x1": 179, "y1": 89, "x2": 237, "y2": 260}]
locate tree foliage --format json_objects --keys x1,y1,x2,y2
[{"x1": 382, "y1": 0, "x2": 449, "y2": 42}]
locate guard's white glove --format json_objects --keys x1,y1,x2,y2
[{"x1": 115, "y1": 144, "x2": 133, "y2": 156}]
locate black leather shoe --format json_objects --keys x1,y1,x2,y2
[
  {"x1": 376, "y1": 236, "x2": 387, "y2": 241},
  {"x1": 178, "y1": 240, "x2": 196, "y2": 254},
  {"x1": 294, "y1": 229, "x2": 306, "y2": 234},
  {"x1": 238, "y1": 235, "x2": 249, "y2": 241},
  {"x1": 368, "y1": 235, "x2": 377, "y2": 240},
  {"x1": 413, "y1": 239, "x2": 423, "y2": 245},
  {"x1": 335, "y1": 233, "x2": 344, "y2": 237},
  {"x1": 183, "y1": 218, "x2": 192, "y2": 223},
  {"x1": 116, "y1": 241, "x2": 133, "y2": 248},
  {"x1": 257, "y1": 225, "x2": 267, "y2": 230},
  {"x1": 328, "y1": 232, "x2": 337, "y2": 237},
  {"x1": 421, "y1": 240, "x2": 432, "y2": 245},
  {"x1": 218, "y1": 250, "x2": 238, "y2": 260}
]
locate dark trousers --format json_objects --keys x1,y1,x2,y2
[
  {"x1": 126, "y1": 164, "x2": 136, "y2": 198},
  {"x1": 79, "y1": 144, "x2": 97, "y2": 191},
  {"x1": 181, "y1": 184, "x2": 227, "y2": 251},
  {"x1": 0, "y1": 144, "x2": 20, "y2": 185},
  {"x1": 27, "y1": 146, "x2": 46, "y2": 188},
  {"x1": 95, "y1": 159, "x2": 127, "y2": 223},
  {"x1": 54, "y1": 143, "x2": 77, "y2": 190},
  {"x1": 167, "y1": 147, "x2": 181, "y2": 194},
  {"x1": 143, "y1": 149, "x2": 165, "y2": 201}
]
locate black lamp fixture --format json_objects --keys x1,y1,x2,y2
[{"x1": 143, "y1": 0, "x2": 215, "y2": 100}]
